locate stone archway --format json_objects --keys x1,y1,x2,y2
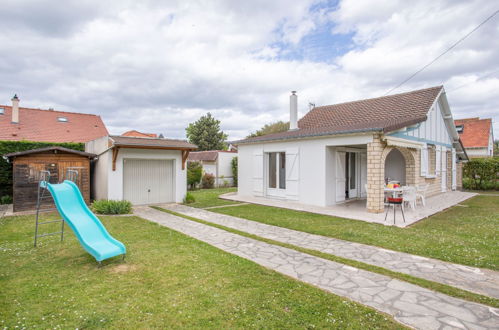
[{"x1": 381, "y1": 147, "x2": 417, "y2": 186}]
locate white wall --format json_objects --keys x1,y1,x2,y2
[
  {"x1": 238, "y1": 134, "x2": 373, "y2": 207},
  {"x1": 466, "y1": 147, "x2": 490, "y2": 158},
  {"x1": 85, "y1": 136, "x2": 110, "y2": 200}
]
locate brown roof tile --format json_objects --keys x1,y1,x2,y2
[
  {"x1": 0, "y1": 105, "x2": 108, "y2": 143},
  {"x1": 121, "y1": 130, "x2": 158, "y2": 138},
  {"x1": 187, "y1": 150, "x2": 236, "y2": 161},
  {"x1": 454, "y1": 118, "x2": 492, "y2": 148},
  {"x1": 110, "y1": 135, "x2": 197, "y2": 150},
  {"x1": 238, "y1": 86, "x2": 443, "y2": 143}
]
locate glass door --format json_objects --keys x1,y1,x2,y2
[{"x1": 267, "y1": 152, "x2": 286, "y2": 197}]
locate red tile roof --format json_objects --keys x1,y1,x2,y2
[
  {"x1": 0, "y1": 105, "x2": 108, "y2": 143},
  {"x1": 238, "y1": 86, "x2": 443, "y2": 143},
  {"x1": 454, "y1": 117, "x2": 492, "y2": 148},
  {"x1": 121, "y1": 130, "x2": 158, "y2": 138}
]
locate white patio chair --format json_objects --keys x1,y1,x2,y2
[
  {"x1": 401, "y1": 186, "x2": 417, "y2": 211},
  {"x1": 416, "y1": 183, "x2": 429, "y2": 207}
]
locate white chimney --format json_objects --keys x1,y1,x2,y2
[
  {"x1": 289, "y1": 91, "x2": 298, "y2": 130},
  {"x1": 11, "y1": 94, "x2": 19, "y2": 124}
]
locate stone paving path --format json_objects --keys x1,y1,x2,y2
[
  {"x1": 134, "y1": 206, "x2": 499, "y2": 330},
  {"x1": 162, "y1": 204, "x2": 499, "y2": 299}
]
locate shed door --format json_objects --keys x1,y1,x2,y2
[{"x1": 123, "y1": 159, "x2": 174, "y2": 205}]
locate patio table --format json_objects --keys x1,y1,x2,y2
[{"x1": 384, "y1": 187, "x2": 403, "y2": 198}]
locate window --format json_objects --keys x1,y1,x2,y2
[
  {"x1": 456, "y1": 125, "x2": 463, "y2": 134},
  {"x1": 0, "y1": 107, "x2": 4, "y2": 115},
  {"x1": 279, "y1": 152, "x2": 286, "y2": 189},
  {"x1": 268, "y1": 153, "x2": 277, "y2": 188},
  {"x1": 427, "y1": 145, "x2": 436, "y2": 176},
  {"x1": 57, "y1": 117, "x2": 68, "y2": 122},
  {"x1": 268, "y1": 152, "x2": 286, "y2": 190}
]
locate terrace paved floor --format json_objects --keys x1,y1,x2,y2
[
  {"x1": 220, "y1": 191, "x2": 477, "y2": 227},
  {"x1": 134, "y1": 206, "x2": 499, "y2": 330},
  {"x1": 162, "y1": 204, "x2": 499, "y2": 299}
]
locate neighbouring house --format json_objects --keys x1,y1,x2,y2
[
  {"x1": 0, "y1": 95, "x2": 108, "y2": 143},
  {"x1": 85, "y1": 135, "x2": 197, "y2": 205},
  {"x1": 4, "y1": 147, "x2": 95, "y2": 212},
  {"x1": 235, "y1": 86, "x2": 468, "y2": 214},
  {"x1": 454, "y1": 117, "x2": 494, "y2": 158},
  {"x1": 121, "y1": 130, "x2": 158, "y2": 138},
  {"x1": 188, "y1": 150, "x2": 238, "y2": 187}
]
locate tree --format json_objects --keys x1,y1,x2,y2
[
  {"x1": 186, "y1": 113, "x2": 228, "y2": 151},
  {"x1": 187, "y1": 161, "x2": 202, "y2": 189},
  {"x1": 231, "y1": 156, "x2": 238, "y2": 187},
  {"x1": 247, "y1": 121, "x2": 289, "y2": 138},
  {"x1": 494, "y1": 140, "x2": 499, "y2": 157}
]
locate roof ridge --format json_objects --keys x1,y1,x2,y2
[
  {"x1": 109, "y1": 135, "x2": 189, "y2": 142},
  {"x1": 0, "y1": 105, "x2": 101, "y2": 117},
  {"x1": 311, "y1": 85, "x2": 443, "y2": 111}
]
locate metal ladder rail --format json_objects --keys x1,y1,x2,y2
[
  {"x1": 34, "y1": 169, "x2": 80, "y2": 247},
  {"x1": 34, "y1": 171, "x2": 65, "y2": 247}
]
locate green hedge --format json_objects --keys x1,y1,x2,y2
[
  {"x1": 0, "y1": 140, "x2": 84, "y2": 199},
  {"x1": 463, "y1": 157, "x2": 499, "y2": 190}
]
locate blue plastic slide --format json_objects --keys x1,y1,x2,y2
[{"x1": 41, "y1": 180, "x2": 126, "y2": 262}]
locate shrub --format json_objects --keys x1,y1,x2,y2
[
  {"x1": 183, "y1": 192, "x2": 195, "y2": 204},
  {"x1": 0, "y1": 195, "x2": 13, "y2": 205},
  {"x1": 187, "y1": 161, "x2": 203, "y2": 190},
  {"x1": 91, "y1": 200, "x2": 132, "y2": 214},
  {"x1": 201, "y1": 173, "x2": 215, "y2": 189},
  {"x1": 231, "y1": 156, "x2": 238, "y2": 187},
  {"x1": 463, "y1": 158, "x2": 499, "y2": 190}
]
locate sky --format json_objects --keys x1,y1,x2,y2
[{"x1": 0, "y1": 0, "x2": 498, "y2": 140}]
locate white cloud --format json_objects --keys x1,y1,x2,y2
[{"x1": 0, "y1": 0, "x2": 497, "y2": 140}]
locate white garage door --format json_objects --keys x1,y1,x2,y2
[{"x1": 123, "y1": 159, "x2": 174, "y2": 205}]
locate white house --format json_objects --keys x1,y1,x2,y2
[
  {"x1": 188, "y1": 150, "x2": 238, "y2": 187},
  {"x1": 236, "y1": 86, "x2": 468, "y2": 214},
  {"x1": 454, "y1": 117, "x2": 494, "y2": 158},
  {"x1": 85, "y1": 135, "x2": 197, "y2": 204}
]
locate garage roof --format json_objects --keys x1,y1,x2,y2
[
  {"x1": 4, "y1": 146, "x2": 96, "y2": 159},
  {"x1": 110, "y1": 135, "x2": 197, "y2": 150}
]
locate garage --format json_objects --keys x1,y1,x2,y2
[
  {"x1": 85, "y1": 135, "x2": 197, "y2": 204},
  {"x1": 123, "y1": 159, "x2": 174, "y2": 204}
]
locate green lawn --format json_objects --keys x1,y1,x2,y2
[
  {"x1": 186, "y1": 187, "x2": 238, "y2": 208},
  {"x1": 0, "y1": 213, "x2": 402, "y2": 329},
  {"x1": 188, "y1": 189, "x2": 499, "y2": 271}
]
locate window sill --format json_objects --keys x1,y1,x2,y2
[{"x1": 425, "y1": 175, "x2": 437, "y2": 179}]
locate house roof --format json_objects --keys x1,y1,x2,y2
[
  {"x1": 454, "y1": 117, "x2": 492, "y2": 148},
  {"x1": 188, "y1": 151, "x2": 219, "y2": 161},
  {"x1": 121, "y1": 130, "x2": 158, "y2": 138},
  {"x1": 4, "y1": 146, "x2": 96, "y2": 159},
  {"x1": 188, "y1": 150, "x2": 236, "y2": 161},
  {"x1": 110, "y1": 135, "x2": 197, "y2": 150},
  {"x1": 237, "y1": 86, "x2": 443, "y2": 144},
  {"x1": 0, "y1": 105, "x2": 108, "y2": 143}
]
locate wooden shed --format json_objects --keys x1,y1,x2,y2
[{"x1": 5, "y1": 146, "x2": 96, "y2": 212}]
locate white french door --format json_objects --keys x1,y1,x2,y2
[
  {"x1": 347, "y1": 152, "x2": 358, "y2": 198},
  {"x1": 266, "y1": 152, "x2": 286, "y2": 197},
  {"x1": 335, "y1": 151, "x2": 346, "y2": 202}
]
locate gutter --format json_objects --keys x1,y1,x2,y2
[{"x1": 236, "y1": 127, "x2": 383, "y2": 145}]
